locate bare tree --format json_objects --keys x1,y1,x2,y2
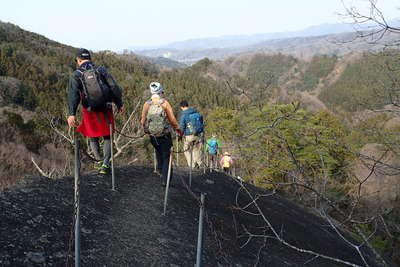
[
  {"x1": 33, "y1": 102, "x2": 145, "y2": 178},
  {"x1": 341, "y1": 0, "x2": 400, "y2": 46}
]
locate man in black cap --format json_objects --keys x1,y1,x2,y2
[{"x1": 67, "y1": 48, "x2": 123, "y2": 174}]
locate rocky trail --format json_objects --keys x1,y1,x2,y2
[{"x1": 0, "y1": 166, "x2": 387, "y2": 266}]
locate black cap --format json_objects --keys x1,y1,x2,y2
[
  {"x1": 180, "y1": 100, "x2": 189, "y2": 107},
  {"x1": 76, "y1": 48, "x2": 91, "y2": 60}
]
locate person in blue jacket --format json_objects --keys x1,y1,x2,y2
[{"x1": 179, "y1": 100, "x2": 204, "y2": 168}]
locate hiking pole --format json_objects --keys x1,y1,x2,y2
[
  {"x1": 208, "y1": 154, "x2": 215, "y2": 173},
  {"x1": 189, "y1": 146, "x2": 193, "y2": 187},
  {"x1": 203, "y1": 155, "x2": 206, "y2": 175},
  {"x1": 153, "y1": 148, "x2": 157, "y2": 173},
  {"x1": 202, "y1": 138, "x2": 205, "y2": 174},
  {"x1": 176, "y1": 135, "x2": 179, "y2": 166},
  {"x1": 110, "y1": 124, "x2": 116, "y2": 191},
  {"x1": 74, "y1": 137, "x2": 81, "y2": 267},
  {"x1": 196, "y1": 193, "x2": 206, "y2": 267},
  {"x1": 163, "y1": 147, "x2": 173, "y2": 216}
]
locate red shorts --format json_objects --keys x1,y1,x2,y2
[{"x1": 76, "y1": 108, "x2": 114, "y2": 137}]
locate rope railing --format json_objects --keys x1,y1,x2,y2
[{"x1": 52, "y1": 103, "x2": 386, "y2": 266}]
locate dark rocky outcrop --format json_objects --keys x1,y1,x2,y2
[{"x1": 0, "y1": 166, "x2": 387, "y2": 266}]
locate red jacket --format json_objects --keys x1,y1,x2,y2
[{"x1": 77, "y1": 108, "x2": 114, "y2": 137}]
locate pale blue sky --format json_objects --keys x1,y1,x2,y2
[{"x1": 0, "y1": 0, "x2": 399, "y2": 51}]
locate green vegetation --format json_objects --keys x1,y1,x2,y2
[
  {"x1": 246, "y1": 53, "x2": 297, "y2": 86},
  {"x1": 206, "y1": 104, "x2": 350, "y2": 189},
  {"x1": 319, "y1": 51, "x2": 400, "y2": 111},
  {"x1": 3, "y1": 110, "x2": 42, "y2": 152},
  {"x1": 296, "y1": 55, "x2": 338, "y2": 91}
]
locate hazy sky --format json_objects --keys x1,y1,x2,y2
[{"x1": 0, "y1": 0, "x2": 399, "y2": 51}]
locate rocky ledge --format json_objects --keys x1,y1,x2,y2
[{"x1": 0, "y1": 166, "x2": 387, "y2": 266}]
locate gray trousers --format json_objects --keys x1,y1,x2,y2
[{"x1": 89, "y1": 136, "x2": 111, "y2": 167}]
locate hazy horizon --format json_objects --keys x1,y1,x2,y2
[{"x1": 1, "y1": 0, "x2": 399, "y2": 51}]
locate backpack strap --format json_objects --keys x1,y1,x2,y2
[
  {"x1": 147, "y1": 98, "x2": 165, "y2": 105},
  {"x1": 75, "y1": 69, "x2": 87, "y2": 99}
]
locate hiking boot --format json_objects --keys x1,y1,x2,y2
[
  {"x1": 94, "y1": 161, "x2": 103, "y2": 170},
  {"x1": 99, "y1": 164, "x2": 110, "y2": 175}
]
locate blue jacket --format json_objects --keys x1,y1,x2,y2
[{"x1": 180, "y1": 108, "x2": 203, "y2": 136}]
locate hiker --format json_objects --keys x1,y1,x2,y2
[
  {"x1": 67, "y1": 48, "x2": 123, "y2": 175},
  {"x1": 205, "y1": 133, "x2": 221, "y2": 169},
  {"x1": 179, "y1": 100, "x2": 204, "y2": 168},
  {"x1": 141, "y1": 82, "x2": 183, "y2": 185},
  {"x1": 220, "y1": 152, "x2": 234, "y2": 175}
]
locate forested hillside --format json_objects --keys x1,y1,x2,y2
[
  {"x1": 1, "y1": 21, "x2": 400, "y2": 264},
  {"x1": 0, "y1": 21, "x2": 235, "y2": 187}
]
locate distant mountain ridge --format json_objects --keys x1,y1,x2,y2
[
  {"x1": 134, "y1": 31, "x2": 399, "y2": 65},
  {"x1": 132, "y1": 20, "x2": 400, "y2": 65},
  {"x1": 131, "y1": 22, "x2": 358, "y2": 51}
]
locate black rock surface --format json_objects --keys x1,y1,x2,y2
[{"x1": 0, "y1": 166, "x2": 386, "y2": 266}]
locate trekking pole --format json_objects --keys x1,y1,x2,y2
[
  {"x1": 189, "y1": 146, "x2": 193, "y2": 187},
  {"x1": 195, "y1": 193, "x2": 206, "y2": 267},
  {"x1": 163, "y1": 147, "x2": 173, "y2": 216},
  {"x1": 110, "y1": 124, "x2": 116, "y2": 191},
  {"x1": 203, "y1": 156, "x2": 206, "y2": 175},
  {"x1": 206, "y1": 153, "x2": 209, "y2": 172},
  {"x1": 176, "y1": 135, "x2": 179, "y2": 166},
  {"x1": 153, "y1": 148, "x2": 157, "y2": 173},
  {"x1": 74, "y1": 137, "x2": 81, "y2": 267},
  {"x1": 209, "y1": 154, "x2": 212, "y2": 172},
  {"x1": 202, "y1": 138, "x2": 205, "y2": 174}
]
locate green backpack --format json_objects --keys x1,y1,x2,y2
[{"x1": 146, "y1": 99, "x2": 169, "y2": 137}]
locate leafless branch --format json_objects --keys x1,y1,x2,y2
[
  {"x1": 234, "y1": 181, "x2": 365, "y2": 267},
  {"x1": 31, "y1": 156, "x2": 51, "y2": 178}
]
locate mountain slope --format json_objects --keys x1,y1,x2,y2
[
  {"x1": 0, "y1": 21, "x2": 237, "y2": 188},
  {"x1": 0, "y1": 166, "x2": 385, "y2": 266}
]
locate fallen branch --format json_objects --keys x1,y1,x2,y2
[{"x1": 31, "y1": 156, "x2": 51, "y2": 178}]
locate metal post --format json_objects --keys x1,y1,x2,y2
[
  {"x1": 153, "y1": 148, "x2": 157, "y2": 173},
  {"x1": 196, "y1": 193, "x2": 206, "y2": 267},
  {"x1": 163, "y1": 148, "x2": 173, "y2": 216},
  {"x1": 189, "y1": 146, "x2": 193, "y2": 187},
  {"x1": 74, "y1": 138, "x2": 81, "y2": 267},
  {"x1": 110, "y1": 124, "x2": 115, "y2": 191}
]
